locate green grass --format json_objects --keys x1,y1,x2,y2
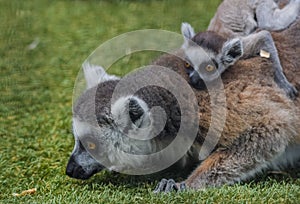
[{"x1": 0, "y1": 0, "x2": 299, "y2": 203}]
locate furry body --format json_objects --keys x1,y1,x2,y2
[
  {"x1": 67, "y1": 20, "x2": 300, "y2": 190},
  {"x1": 208, "y1": 0, "x2": 300, "y2": 38},
  {"x1": 154, "y1": 18, "x2": 300, "y2": 191},
  {"x1": 181, "y1": 0, "x2": 300, "y2": 98}
]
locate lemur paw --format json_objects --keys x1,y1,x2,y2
[
  {"x1": 283, "y1": 83, "x2": 298, "y2": 100},
  {"x1": 153, "y1": 178, "x2": 186, "y2": 193},
  {"x1": 275, "y1": 76, "x2": 298, "y2": 99}
]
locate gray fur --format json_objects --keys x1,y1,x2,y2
[
  {"x1": 181, "y1": 22, "x2": 196, "y2": 47},
  {"x1": 66, "y1": 67, "x2": 199, "y2": 177},
  {"x1": 181, "y1": 0, "x2": 299, "y2": 98},
  {"x1": 82, "y1": 62, "x2": 119, "y2": 89},
  {"x1": 66, "y1": 13, "x2": 300, "y2": 192},
  {"x1": 220, "y1": 38, "x2": 243, "y2": 67},
  {"x1": 208, "y1": 0, "x2": 300, "y2": 38},
  {"x1": 154, "y1": 19, "x2": 300, "y2": 192}
]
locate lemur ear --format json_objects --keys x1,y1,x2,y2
[
  {"x1": 181, "y1": 22, "x2": 196, "y2": 47},
  {"x1": 111, "y1": 96, "x2": 150, "y2": 129},
  {"x1": 128, "y1": 97, "x2": 145, "y2": 125},
  {"x1": 82, "y1": 62, "x2": 119, "y2": 89},
  {"x1": 221, "y1": 38, "x2": 243, "y2": 67}
]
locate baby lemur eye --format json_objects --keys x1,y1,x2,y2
[
  {"x1": 206, "y1": 64, "x2": 215, "y2": 72},
  {"x1": 185, "y1": 62, "x2": 191, "y2": 68}
]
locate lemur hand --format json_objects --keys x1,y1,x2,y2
[{"x1": 153, "y1": 178, "x2": 186, "y2": 193}]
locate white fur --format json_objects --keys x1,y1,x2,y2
[
  {"x1": 111, "y1": 96, "x2": 150, "y2": 130},
  {"x1": 183, "y1": 44, "x2": 223, "y2": 82},
  {"x1": 82, "y1": 62, "x2": 119, "y2": 89},
  {"x1": 110, "y1": 96, "x2": 166, "y2": 141},
  {"x1": 181, "y1": 22, "x2": 196, "y2": 48},
  {"x1": 72, "y1": 116, "x2": 156, "y2": 172}
]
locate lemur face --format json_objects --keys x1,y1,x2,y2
[
  {"x1": 181, "y1": 23, "x2": 243, "y2": 90},
  {"x1": 183, "y1": 48, "x2": 220, "y2": 90},
  {"x1": 66, "y1": 134, "x2": 104, "y2": 180},
  {"x1": 67, "y1": 80, "x2": 156, "y2": 179}
]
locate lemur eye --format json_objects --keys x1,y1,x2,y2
[
  {"x1": 206, "y1": 64, "x2": 215, "y2": 72},
  {"x1": 185, "y1": 62, "x2": 191, "y2": 68},
  {"x1": 87, "y1": 142, "x2": 96, "y2": 150}
]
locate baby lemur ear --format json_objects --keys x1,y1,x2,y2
[
  {"x1": 181, "y1": 22, "x2": 196, "y2": 48},
  {"x1": 221, "y1": 38, "x2": 243, "y2": 67}
]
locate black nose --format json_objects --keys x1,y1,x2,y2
[
  {"x1": 66, "y1": 155, "x2": 91, "y2": 180},
  {"x1": 190, "y1": 73, "x2": 206, "y2": 90}
]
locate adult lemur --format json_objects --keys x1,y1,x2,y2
[
  {"x1": 67, "y1": 19, "x2": 300, "y2": 192},
  {"x1": 181, "y1": 0, "x2": 300, "y2": 99}
]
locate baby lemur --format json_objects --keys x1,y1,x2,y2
[{"x1": 181, "y1": 0, "x2": 300, "y2": 98}]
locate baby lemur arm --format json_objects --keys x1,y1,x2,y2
[
  {"x1": 241, "y1": 30, "x2": 298, "y2": 99},
  {"x1": 256, "y1": 0, "x2": 300, "y2": 31}
]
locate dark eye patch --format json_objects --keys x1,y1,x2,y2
[
  {"x1": 184, "y1": 59, "x2": 194, "y2": 75},
  {"x1": 185, "y1": 64, "x2": 194, "y2": 76}
]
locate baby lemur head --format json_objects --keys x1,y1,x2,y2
[{"x1": 181, "y1": 22, "x2": 243, "y2": 89}]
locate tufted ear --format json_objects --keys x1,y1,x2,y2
[
  {"x1": 111, "y1": 96, "x2": 150, "y2": 129},
  {"x1": 221, "y1": 38, "x2": 243, "y2": 67},
  {"x1": 128, "y1": 97, "x2": 146, "y2": 125},
  {"x1": 82, "y1": 62, "x2": 119, "y2": 89},
  {"x1": 181, "y1": 22, "x2": 196, "y2": 48}
]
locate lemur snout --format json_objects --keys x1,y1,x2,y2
[{"x1": 189, "y1": 71, "x2": 206, "y2": 90}]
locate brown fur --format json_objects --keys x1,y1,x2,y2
[{"x1": 154, "y1": 19, "x2": 300, "y2": 189}]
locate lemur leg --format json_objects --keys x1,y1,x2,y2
[
  {"x1": 241, "y1": 30, "x2": 298, "y2": 99},
  {"x1": 256, "y1": 0, "x2": 300, "y2": 30},
  {"x1": 154, "y1": 125, "x2": 289, "y2": 192}
]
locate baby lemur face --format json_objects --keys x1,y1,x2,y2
[
  {"x1": 183, "y1": 47, "x2": 220, "y2": 89},
  {"x1": 181, "y1": 23, "x2": 243, "y2": 89}
]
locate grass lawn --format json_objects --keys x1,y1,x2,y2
[{"x1": 1, "y1": 0, "x2": 299, "y2": 203}]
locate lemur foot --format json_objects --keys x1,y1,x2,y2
[
  {"x1": 285, "y1": 84, "x2": 298, "y2": 100},
  {"x1": 275, "y1": 76, "x2": 298, "y2": 99},
  {"x1": 153, "y1": 178, "x2": 186, "y2": 193}
]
